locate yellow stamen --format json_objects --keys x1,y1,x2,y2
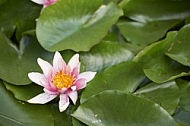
[{"x1": 52, "y1": 71, "x2": 74, "y2": 89}]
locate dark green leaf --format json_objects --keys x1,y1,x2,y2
[
  {"x1": 172, "y1": 79, "x2": 190, "y2": 125},
  {"x1": 118, "y1": 0, "x2": 190, "y2": 48},
  {"x1": 80, "y1": 41, "x2": 134, "y2": 72},
  {"x1": 0, "y1": 0, "x2": 41, "y2": 40},
  {"x1": 0, "y1": 81, "x2": 54, "y2": 126},
  {"x1": 3, "y1": 82, "x2": 43, "y2": 101},
  {"x1": 81, "y1": 61, "x2": 145, "y2": 103},
  {"x1": 135, "y1": 81, "x2": 179, "y2": 115},
  {"x1": 36, "y1": 0, "x2": 123, "y2": 51},
  {"x1": 166, "y1": 24, "x2": 190, "y2": 67},
  {"x1": 134, "y1": 32, "x2": 190, "y2": 83},
  {"x1": 117, "y1": 19, "x2": 182, "y2": 47},
  {"x1": 50, "y1": 104, "x2": 72, "y2": 126},
  {"x1": 72, "y1": 90, "x2": 176, "y2": 126},
  {"x1": 0, "y1": 31, "x2": 53, "y2": 85}
]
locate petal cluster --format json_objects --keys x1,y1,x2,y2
[
  {"x1": 31, "y1": 0, "x2": 58, "y2": 8},
  {"x1": 28, "y1": 52, "x2": 96, "y2": 112}
]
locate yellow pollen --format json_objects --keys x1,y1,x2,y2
[{"x1": 52, "y1": 71, "x2": 74, "y2": 89}]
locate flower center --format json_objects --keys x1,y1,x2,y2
[{"x1": 52, "y1": 71, "x2": 74, "y2": 89}]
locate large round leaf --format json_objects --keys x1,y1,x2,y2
[
  {"x1": 135, "y1": 81, "x2": 179, "y2": 115},
  {"x1": 72, "y1": 90, "x2": 176, "y2": 126},
  {"x1": 0, "y1": 81, "x2": 54, "y2": 126},
  {"x1": 166, "y1": 24, "x2": 190, "y2": 67},
  {"x1": 80, "y1": 61, "x2": 146, "y2": 103},
  {"x1": 80, "y1": 41, "x2": 134, "y2": 72},
  {"x1": 0, "y1": 0, "x2": 41, "y2": 40},
  {"x1": 0, "y1": 31, "x2": 54, "y2": 85},
  {"x1": 36, "y1": 0, "x2": 123, "y2": 51}
]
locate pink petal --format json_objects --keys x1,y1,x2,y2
[
  {"x1": 78, "y1": 72, "x2": 97, "y2": 83},
  {"x1": 58, "y1": 87, "x2": 68, "y2": 93},
  {"x1": 43, "y1": 88, "x2": 59, "y2": 95},
  {"x1": 53, "y1": 52, "x2": 66, "y2": 72},
  {"x1": 27, "y1": 93, "x2": 57, "y2": 104},
  {"x1": 68, "y1": 54, "x2": 80, "y2": 71},
  {"x1": 68, "y1": 91, "x2": 78, "y2": 104},
  {"x1": 74, "y1": 78, "x2": 86, "y2": 90},
  {"x1": 64, "y1": 65, "x2": 71, "y2": 75},
  {"x1": 71, "y1": 67, "x2": 79, "y2": 78},
  {"x1": 59, "y1": 94, "x2": 70, "y2": 112},
  {"x1": 28, "y1": 72, "x2": 46, "y2": 86},
  {"x1": 37, "y1": 58, "x2": 53, "y2": 77}
]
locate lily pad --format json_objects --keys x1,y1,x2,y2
[
  {"x1": 0, "y1": 81, "x2": 54, "y2": 126},
  {"x1": 134, "y1": 31, "x2": 190, "y2": 83},
  {"x1": 0, "y1": 31, "x2": 53, "y2": 85},
  {"x1": 118, "y1": 0, "x2": 190, "y2": 48},
  {"x1": 3, "y1": 81, "x2": 43, "y2": 101},
  {"x1": 81, "y1": 61, "x2": 145, "y2": 103},
  {"x1": 166, "y1": 24, "x2": 190, "y2": 67},
  {"x1": 80, "y1": 41, "x2": 134, "y2": 72},
  {"x1": 135, "y1": 81, "x2": 179, "y2": 115},
  {"x1": 172, "y1": 79, "x2": 190, "y2": 125},
  {"x1": 36, "y1": 0, "x2": 123, "y2": 51},
  {"x1": 0, "y1": 0, "x2": 41, "y2": 40},
  {"x1": 72, "y1": 90, "x2": 176, "y2": 126}
]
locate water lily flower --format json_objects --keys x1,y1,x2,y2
[
  {"x1": 27, "y1": 52, "x2": 96, "y2": 112},
  {"x1": 31, "y1": 0, "x2": 58, "y2": 8}
]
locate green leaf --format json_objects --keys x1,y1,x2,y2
[
  {"x1": 80, "y1": 41, "x2": 134, "y2": 72},
  {"x1": 3, "y1": 82, "x2": 43, "y2": 101},
  {"x1": 117, "y1": 19, "x2": 181, "y2": 47},
  {"x1": 0, "y1": 31, "x2": 53, "y2": 85},
  {"x1": 0, "y1": 0, "x2": 41, "y2": 40},
  {"x1": 118, "y1": 0, "x2": 190, "y2": 48},
  {"x1": 80, "y1": 61, "x2": 145, "y2": 103},
  {"x1": 176, "y1": 79, "x2": 190, "y2": 112},
  {"x1": 134, "y1": 31, "x2": 190, "y2": 83},
  {"x1": 166, "y1": 24, "x2": 190, "y2": 67},
  {"x1": 72, "y1": 90, "x2": 176, "y2": 126},
  {"x1": 0, "y1": 0, "x2": 6, "y2": 5},
  {"x1": 135, "y1": 81, "x2": 179, "y2": 115},
  {"x1": 0, "y1": 81, "x2": 54, "y2": 126},
  {"x1": 36, "y1": 0, "x2": 123, "y2": 51},
  {"x1": 172, "y1": 79, "x2": 190, "y2": 125},
  {"x1": 120, "y1": 0, "x2": 190, "y2": 22},
  {"x1": 50, "y1": 104, "x2": 73, "y2": 126}
]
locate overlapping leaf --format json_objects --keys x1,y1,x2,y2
[
  {"x1": 166, "y1": 24, "x2": 190, "y2": 67},
  {"x1": 36, "y1": 0, "x2": 123, "y2": 51},
  {"x1": 81, "y1": 61, "x2": 145, "y2": 103},
  {"x1": 118, "y1": 0, "x2": 190, "y2": 48},
  {"x1": 0, "y1": 81, "x2": 54, "y2": 126},
  {"x1": 0, "y1": 32, "x2": 53, "y2": 85},
  {"x1": 73, "y1": 90, "x2": 176, "y2": 126},
  {"x1": 3, "y1": 82, "x2": 42, "y2": 101},
  {"x1": 0, "y1": 0, "x2": 41, "y2": 40},
  {"x1": 134, "y1": 31, "x2": 190, "y2": 83},
  {"x1": 172, "y1": 79, "x2": 190, "y2": 125},
  {"x1": 80, "y1": 41, "x2": 134, "y2": 72},
  {"x1": 135, "y1": 81, "x2": 179, "y2": 115}
]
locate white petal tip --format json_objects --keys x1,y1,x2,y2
[{"x1": 59, "y1": 101, "x2": 70, "y2": 112}]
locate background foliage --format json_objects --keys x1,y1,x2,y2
[{"x1": 1, "y1": 0, "x2": 190, "y2": 125}]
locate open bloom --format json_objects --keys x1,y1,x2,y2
[
  {"x1": 28, "y1": 52, "x2": 96, "y2": 112},
  {"x1": 31, "y1": 0, "x2": 58, "y2": 8}
]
